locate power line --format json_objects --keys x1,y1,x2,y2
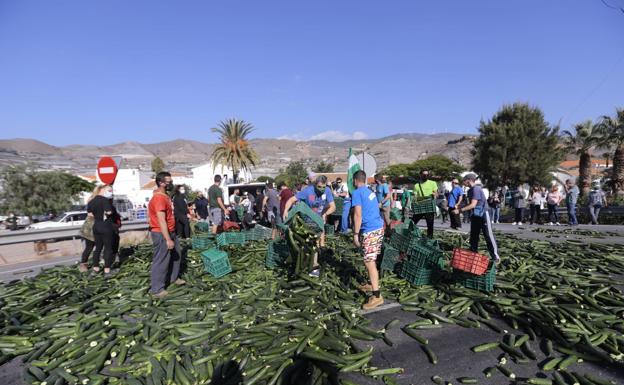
[{"x1": 599, "y1": 0, "x2": 624, "y2": 13}]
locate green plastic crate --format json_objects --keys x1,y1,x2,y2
[
  {"x1": 235, "y1": 206, "x2": 245, "y2": 221},
  {"x1": 194, "y1": 222, "x2": 210, "y2": 233},
  {"x1": 201, "y1": 248, "x2": 232, "y2": 278},
  {"x1": 380, "y1": 246, "x2": 403, "y2": 273},
  {"x1": 216, "y1": 231, "x2": 247, "y2": 247},
  {"x1": 405, "y1": 239, "x2": 442, "y2": 268},
  {"x1": 324, "y1": 224, "x2": 335, "y2": 235},
  {"x1": 334, "y1": 197, "x2": 344, "y2": 213},
  {"x1": 401, "y1": 256, "x2": 444, "y2": 286},
  {"x1": 390, "y1": 207, "x2": 402, "y2": 220},
  {"x1": 265, "y1": 240, "x2": 290, "y2": 268},
  {"x1": 285, "y1": 202, "x2": 324, "y2": 230},
  {"x1": 453, "y1": 263, "x2": 496, "y2": 292},
  {"x1": 247, "y1": 225, "x2": 273, "y2": 241},
  {"x1": 411, "y1": 198, "x2": 437, "y2": 215},
  {"x1": 191, "y1": 234, "x2": 216, "y2": 250},
  {"x1": 386, "y1": 224, "x2": 423, "y2": 252}
]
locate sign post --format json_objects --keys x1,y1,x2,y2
[{"x1": 97, "y1": 156, "x2": 119, "y2": 185}]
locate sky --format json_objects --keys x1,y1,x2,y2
[{"x1": 0, "y1": 0, "x2": 623, "y2": 146}]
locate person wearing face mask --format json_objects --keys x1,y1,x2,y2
[
  {"x1": 173, "y1": 185, "x2": 191, "y2": 239},
  {"x1": 148, "y1": 171, "x2": 185, "y2": 299},
  {"x1": 87, "y1": 184, "x2": 116, "y2": 277},
  {"x1": 282, "y1": 175, "x2": 336, "y2": 278},
  {"x1": 412, "y1": 170, "x2": 438, "y2": 238}
]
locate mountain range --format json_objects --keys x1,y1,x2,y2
[{"x1": 0, "y1": 133, "x2": 477, "y2": 177}]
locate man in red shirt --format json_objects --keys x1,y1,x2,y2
[
  {"x1": 278, "y1": 182, "x2": 294, "y2": 217},
  {"x1": 148, "y1": 171, "x2": 185, "y2": 298}
]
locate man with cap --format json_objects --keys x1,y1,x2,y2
[{"x1": 454, "y1": 174, "x2": 500, "y2": 262}]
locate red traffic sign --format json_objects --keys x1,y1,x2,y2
[{"x1": 97, "y1": 156, "x2": 119, "y2": 185}]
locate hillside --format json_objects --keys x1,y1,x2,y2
[{"x1": 0, "y1": 133, "x2": 476, "y2": 176}]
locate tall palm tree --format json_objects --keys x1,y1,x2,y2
[
  {"x1": 602, "y1": 152, "x2": 610, "y2": 169},
  {"x1": 211, "y1": 118, "x2": 259, "y2": 183},
  {"x1": 597, "y1": 107, "x2": 624, "y2": 195},
  {"x1": 562, "y1": 120, "x2": 598, "y2": 196}
]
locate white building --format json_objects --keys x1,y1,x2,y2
[{"x1": 190, "y1": 161, "x2": 253, "y2": 195}]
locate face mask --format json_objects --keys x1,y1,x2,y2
[
  {"x1": 164, "y1": 182, "x2": 174, "y2": 193},
  {"x1": 315, "y1": 186, "x2": 325, "y2": 195},
  {"x1": 179, "y1": 189, "x2": 186, "y2": 195},
  {"x1": 103, "y1": 191, "x2": 113, "y2": 199},
  {"x1": 422, "y1": 175, "x2": 429, "y2": 181}
]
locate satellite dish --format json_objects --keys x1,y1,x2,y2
[{"x1": 356, "y1": 152, "x2": 377, "y2": 177}]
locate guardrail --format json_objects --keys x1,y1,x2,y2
[{"x1": 0, "y1": 221, "x2": 149, "y2": 246}]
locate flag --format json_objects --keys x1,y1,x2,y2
[{"x1": 347, "y1": 148, "x2": 361, "y2": 194}]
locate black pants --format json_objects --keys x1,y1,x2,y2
[
  {"x1": 514, "y1": 208, "x2": 524, "y2": 223},
  {"x1": 448, "y1": 207, "x2": 461, "y2": 229},
  {"x1": 175, "y1": 217, "x2": 190, "y2": 239},
  {"x1": 80, "y1": 238, "x2": 95, "y2": 264},
  {"x1": 93, "y1": 223, "x2": 115, "y2": 269},
  {"x1": 529, "y1": 205, "x2": 541, "y2": 224},
  {"x1": 470, "y1": 212, "x2": 499, "y2": 260},
  {"x1": 412, "y1": 212, "x2": 435, "y2": 238}
]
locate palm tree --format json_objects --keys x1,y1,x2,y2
[
  {"x1": 562, "y1": 120, "x2": 599, "y2": 196},
  {"x1": 211, "y1": 118, "x2": 259, "y2": 183},
  {"x1": 597, "y1": 107, "x2": 624, "y2": 195},
  {"x1": 602, "y1": 152, "x2": 610, "y2": 169}
]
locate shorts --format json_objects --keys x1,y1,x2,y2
[
  {"x1": 267, "y1": 207, "x2": 282, "y2": 227},
  {"x1": 209, "y1": 208, "x2": 223, "y2": 226},
  {"x1": 380, "y1": 205, "x2": 391, "y2": 223},
  {"x1": 361, "y1": 228, "x2": 384, "y2": 262}
]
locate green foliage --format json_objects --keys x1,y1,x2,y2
[
  {"x1": 472, "y1": 103, "x2": 563, "y2": 189},
  {"x1": 313, "y1": 161, "x2": 334, "y2": 173},
  {"x1": 383, "y1": 155, "x2": 464, "y2": 182},
  {"x1": 256, "y1": 176, "x2": 275, "y2": 184},
  {"x1": 0, "y1": 164, "x2": 95, "y2": 216},
  {"x1": 597, "y1": 107, "x2": 624, "y2": 195},
  {"x1": 562, "y1": 120, "x2": 601, "y2": 196},
  {"x1": 211, "y1": 118, "x2": 259, "y2": 183},
  {"x1": 275, "y1": 161, "x2": 307, "y2": 187},
  {"x1": 151, "y1": 156, "x2": 165, "y2": 175}
]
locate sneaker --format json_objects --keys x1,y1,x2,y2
[
  {"x1": 78, "y1": 263, "x2": 88, "y2": 273},
  {"x1": 555, "y1": 222, "x2": 561, "y2": 226},
  {"x1": 173, "y1": 278, "x2": 186, "y2": 286},
  {"x1": 512, "y1": 222, "x2": 517, "y2": 225},
  {"x1": 104, "y1": 271, "x2": 113, "y2": 279},
  {"x1": 151, "y1": 290, "x2": 168, "y2": 299},
  {"x1": 548, "y1": 222, "x2": 553, "y2": 226},
  {"x1": 358, "y1": 283, "x2": 373, "y2": 293},
  {"x1": 308, "y1": 268, "x2": 320, "y2": 278},
  {"x1": 518, "y1": 222, "x2": 523, "y2": 225},
  {"x1": 362, "y1": 295, "x2": 384, "y2": 310},
  {"x1": 89, "y1": 269, "x2": 101, "y2": 277}
]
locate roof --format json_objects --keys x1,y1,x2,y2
[{"x1": 559, "y1": 159, "x2": 608, "y2": 169}]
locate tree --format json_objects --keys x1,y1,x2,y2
[
  {"x1": 0, "y1": 164, "x2": 95, "y2": 217},
  {"x1": 472, "y1": 103, "x2": 563, "y2": 189},
  {"x1": 151, "y1": 157, "x2": 165, "y2": 175},
  {"x1": 562, "y1": 120, "x2": 599, "y2": 196},
  {"x1": 383, "y1": 155, "x2": 464, "y2": 182},
  {"x1": 313, "y1": 161, "x2": 334, "y2": 173},
  {"x1": 596, "y1": 107, "x2": 624, "y2": 195},
  {"x1": 275, "y1": 161, "x2": 307, "y2": 187},
  {"x1": 211, "y1": 118, "x2": 259, "y2": 183},
  {"x1": 603, "y1": 152, "x2": 610, "y2": 169},
  {"x1": 256, "y1": 176, "x2": 275, "y2": 184}
]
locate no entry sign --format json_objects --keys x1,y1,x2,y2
[{"x1": 97, "y1": 156, "x2": 119, "y2": 185}]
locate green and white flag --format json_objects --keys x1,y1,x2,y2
[{"x1": 347, "y1": 148, "x2": 361, "y2": 194}]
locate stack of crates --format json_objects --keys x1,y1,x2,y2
[
  {"x1": 201, "y1": 248, "x2": 232, "y2": 278},
  {"x1": 194, "y1": 221, "x2": 210, "y2": 233},
  {"x1": 265, "y1": 239, "x2": 291, "y2": 268},
  {"x1": 453, "y1": 263, "x2": 496, "y2": 292},
  {"x1": 247, "y1": 225, "x2": 273, "y2": 241},
  {"x1": 387, "y1": 222, "x2": 422, "y2": 253},
  {"x1": 191, "y1": 233, "x2": 215, "y2": 250},
  {"x1": 216, "y1": 231, "x2": 247, "y2": 247},
  {"x1": 380, "y1": 245, "x2": 403, "y2": 274},
  {"x1": 399, "y1": 233, "x2": 445, "y2": 286}
]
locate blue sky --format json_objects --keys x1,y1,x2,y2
[{"x1": 0, "y1": 0, "x2": 623, "y2": 146}]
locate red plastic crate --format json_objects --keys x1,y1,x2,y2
[{"x1": 451, "y1": 248, "x2": 490, "y2": 276}]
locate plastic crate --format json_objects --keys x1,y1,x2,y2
[
  {"x1": 451, "y1": 248, "x2": 490, "y2": 275},
  {"x1": 194, "y1": 222, "x2": 210, "y2": 233},
  {"x1": 390, "y1": 207, "x2": 402, "y2": 220},
  {"x1": 387, "y1": 225, "x2": 423, "y2": 252},
  {"x1": 334, "y1": 197, "x2": 344, "y2": 213},
  {"x1": 201, "y1": 248, "x2": 232, "y2": 278},
  {"x1": 324, "y1": 224, "x2": 335, "y2": 235},
  {"x1": 191, "y1": 234, "x2": 216, "y2": 250},
  {"x1": 453, "y1": 263, "x2": 496, "y2": 292},
  {"x1": 247, "y1": 225, "x2": 273, "y2": 241},
  {"x1": 401, "y1": 257, "x2": 444, "y2": 286},
  {"x1": 216, "y1": 231, "x2": 247, "y2": 247},
  {"x1": 285, "y1": 202, "x2": 325, "y2": 230},
  {"x1": 266, "y1": 240, "x2": 291, "y2": 268},
  {"x1": 411, "y1": 198, "x2": 437, "y2": 215},
  {"x1": 406, "y1": 240, "x2": 443, "y2": 269},
  {"x1": 380, "y1": 246, "x2": 403, "y2": 273}
]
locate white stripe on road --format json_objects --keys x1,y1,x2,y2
[{"x1": 1, "y1": 258, "x2": 77, "y2": 275}]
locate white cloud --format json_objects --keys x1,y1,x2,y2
[{"x1": 308, "y1": 130, "x2": 369, "y2": 142}]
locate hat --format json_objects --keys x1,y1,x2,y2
[{"x1": 462, "y1": 173, "x2": 477, "y2": 181}]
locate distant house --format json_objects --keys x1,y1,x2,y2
[{"x1": 559, "y1": 159, "x2": 608, "y2": 174}]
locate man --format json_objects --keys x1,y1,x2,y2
[
  {"x1": 6, "y1": 212, "x2": 18, "y2": 231},
  {"x1": 229, "y1": 188, "x2": 241, "y2": 207},
  {"x1": 148, "y1": 171, "x2": 185, "y2": 299},
  {"x1": 334, "y1": 177, "x2": 351, "y2": 234},
  {"x1": 263, "y1": 182, "x2": 281, "y2": 238},
  {"x1": 194, "y1": 192, "x2": 209, "y2": 222},
  {"x1": 447, "y1": 178, "x2": 464, "y2": 229},
  {"x1": 413, "y1": 170, "x2": 438, "y2": 238},
  {"x1": 374, "y1": 174, "x2": 392, "y2": 229},
  {"x1": 208, "y1": 175, "x2": 229, "y2": 234},
  {"x1": 278, "y1": 182, "x2": 294, "y2": 215},
  {"x1": 255, "y1": 188, "x2": 265, "y2": 222},
  {"x1": 455, "y1": 174, "x2": 500, "y2": 262},
  {"x1": 564, "y1": 179, "x2": 579, "y2": 226},
  {"x1": 587, "y1": 183, "x2": 607, "y2": 225},
  {"x1": 400, "y1": 185, "x2": 413, "y2": 221},
  {"x1": 351, "y1": 170, "x2": 385, "y2": 310},
  {"x1": 283, "y1": 175, "x2": 336, "y2": 277}
]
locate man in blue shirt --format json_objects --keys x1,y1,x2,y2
[
  {"x1": 352, "y1": 170, "x2": 385, "y2": 310},
  {"x1": 374, "y1": 174, "x2": 392, "y2": 230},
  {"x1": 447, "y1": 178, "x2": 464, "y2": 230},
  {"x1": 564, "y1": 179, "x2": 580, "y2": 226},
  {"x1": 282, "y1": 175, "x2": 336, "y2": 277},
  {"x1": 455, "y1": 174, "x2": 499, "y2": 262}
]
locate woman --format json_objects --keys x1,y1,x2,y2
[
  {"x1": 587, "y1": 184, "x2": 607, "y2": 225},
  {"x1": 546, "y1": 185, "x2": 562, "y2": 225},
  {"x1": 173, "y1": 185, "x2": 191, "y2": 239},
  {"x1": 512, "y1": 185, "x2": 527, "y2": 225},
  {"x1": 529, "y1": 186, "x2": 543, "y2": 225},
  {"x1": 78, "y1": 186, "x2": 102, "y2": 272},
  {"x1": 88, "y1": 184, "x2": 116, "y2": 277},
  {"x1": 487, "y1": 191, "x2": 501, "y2": 224}
]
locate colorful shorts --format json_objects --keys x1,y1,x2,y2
[{"x1": 361, "y1": 228, "x2": 385, "y2": 262}]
